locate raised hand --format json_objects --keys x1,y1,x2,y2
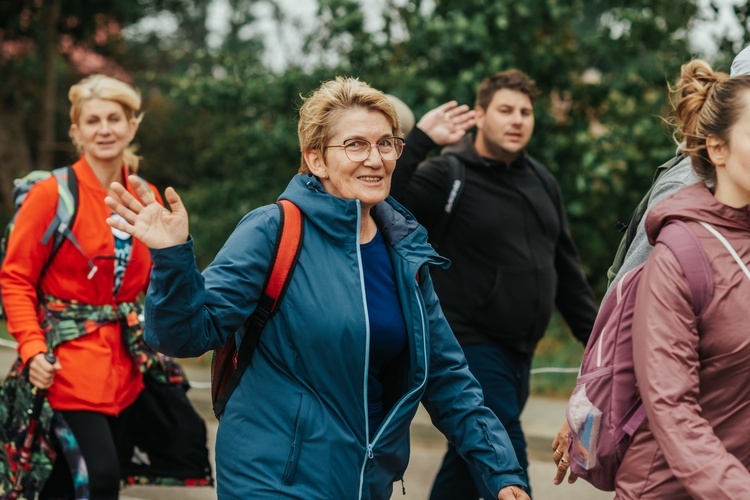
[
  {"x1": 416, "y1": 100, "x2": 477, "y2": 146},
  {"x1": 105, "y1": 175, "x2": 189, "y2": 249}
]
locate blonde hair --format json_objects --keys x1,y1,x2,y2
[
  {"x1": 68, "y1": 74, "x2": 143, "y2": 173},
  {"x1": 671, "y1": 59, "x2": 750, "y2": 184},
  {"x1": 297, "y1": 77, "x2": 400, "y2": 174}
]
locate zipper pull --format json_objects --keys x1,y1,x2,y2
[
  {"x1": 367, "y1": 444, "x2": 374, "y2": 459},
  {"x1": 86, "y1": 264, "x2": 98, "y2": 280},
  {"x1": 401, "y1": 478, "x2": 406, "y2": 495}
]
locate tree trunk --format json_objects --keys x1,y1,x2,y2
[
  {"x1": 36, "y1": 0, "x2": 62, "y2": 171},
  {"x1": 0, "y1": 102, "x2": 33, "y2": 212}
]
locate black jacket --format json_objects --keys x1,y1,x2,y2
[{"x1": 390, "y1": 129, "x2": 596, "y2": 354}]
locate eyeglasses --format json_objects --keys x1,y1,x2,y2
[{"x1": 325, "y1": 137, "x2": 405, "y2": 162}]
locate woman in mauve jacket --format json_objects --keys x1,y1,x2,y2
[
  {"x1": 104, "y1": 76, "x2": 530, "y2": 500},
  {"x1": 615, "y1": 60, "x2": 750, "y2": 498}
]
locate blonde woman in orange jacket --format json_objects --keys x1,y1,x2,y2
[{"x1": 0, "y1": 74, "x2": 163, "y2": 498}]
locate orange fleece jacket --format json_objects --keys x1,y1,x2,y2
[{"x1": 0, "y1": 156, "x2": 163, "y2": 414}]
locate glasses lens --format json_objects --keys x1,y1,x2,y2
[
  {"x1": 378, "y1": 138, "x2": 404, "y2": 160},
  {"x1": 344, "y1": 141, "x2": 369, "y2": 162}
]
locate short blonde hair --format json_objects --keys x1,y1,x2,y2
[
  {"x1": 297, "y1": 77, "x2": 400, "y2": 174},
  {"x1": 68, "y1": 74, "x2": 143, "y2": 173}
]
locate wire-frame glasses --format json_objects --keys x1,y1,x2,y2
[{"x1": 325, "y1": 137, "x2": 405, "y2": 162}]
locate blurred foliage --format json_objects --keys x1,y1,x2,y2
[
  {"x1": 1, "y1": 1, "x2": 750, "y2": 388},
  {"x1": 531, "y1": 312, "x2": 584, "y2": 397}
]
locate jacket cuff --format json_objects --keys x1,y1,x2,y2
[{"x1": 19, "y1": 338, "x2": 48, "y2": 365}]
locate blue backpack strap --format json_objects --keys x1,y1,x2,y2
[{"x1": 40, "y1": 166, "x2": 97, "y2": 278}]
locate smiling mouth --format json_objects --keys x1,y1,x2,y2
[{"x1": 359, "y1": 176, "x2": 382, "y2": 183}]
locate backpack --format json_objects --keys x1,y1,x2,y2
[
  {"x1": 606, "y1": 154, "x2": 685, "y2": 287},
  {"x1": 566, "y1": 219, "x2": 713, "y2": 491},
  {"x1": 432, "y1": 153, "x2": 561, "y2": 248},
  {"x1": 0, "y1": 167, "x2": 81, "y2": 318},
  {"x1": 210, "y1": 199, "x2": 304, "y2": 419}
]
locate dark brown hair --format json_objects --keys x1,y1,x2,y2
[{"x1": 475, "y1": 69, "x2": 540, "y2": 110}]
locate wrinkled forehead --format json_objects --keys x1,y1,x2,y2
[{"x1": 326, "y1": 107, "x2": 397, "y2": 142}]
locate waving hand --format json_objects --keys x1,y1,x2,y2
[{"x1": 105, "y1": 175, "x2": 189, "y2": 249}]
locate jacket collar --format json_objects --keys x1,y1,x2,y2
[{"x1": 278, "y1": 174, "x2": 448, "y2": 268}]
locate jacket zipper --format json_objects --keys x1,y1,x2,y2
[{"x1": 358, "y1": 276, "x2": 429, "y2": 498}]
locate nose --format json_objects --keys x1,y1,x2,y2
[
  {"x1": 363, "y1": 144, "x2": 384, "y2": 166},
  {"x1": 98, "y1": 121, "x2": 111, "y2": 134}
]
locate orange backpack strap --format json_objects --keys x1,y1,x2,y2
[{"x1": 211, "y1": 200, "x2": 304, "y2": 419}]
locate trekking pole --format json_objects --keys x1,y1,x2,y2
[{"x1": 8, "y1": 352, "x2": 57, "y2": 500}]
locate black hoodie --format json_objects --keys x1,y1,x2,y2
[{"x1": 390, "y1": 129, "x2": 596, "y2": 354}]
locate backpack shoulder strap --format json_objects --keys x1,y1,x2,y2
[
  {"x1": 40, "y1": 166, "x2": 91, "y2": 276},
  {"x1": 526, "y1": 156, "x2": 562, "y2": 221},
  {"x1": 432, "y1": 153, "x2": 465, "y2": 248},
  {"x1": 617, "y1": 219, "x2": 713, "y2": 438},
  {"x1": 655, "y1": 219, "x2": 713, "y2": 316},
  {"x1": 607, "y1": 155, "x2": 685, "y2": 287},
  {"x1": 211, "y1": 200, "x2": 304, "y2": 417}
]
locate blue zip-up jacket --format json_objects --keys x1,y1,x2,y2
[{"x1": 144, "y1": 174, "x2": 527, "y2": 499}]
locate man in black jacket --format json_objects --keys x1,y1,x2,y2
[{"x1": 390, "y1": 69, "x2": 597, "y2": 499}]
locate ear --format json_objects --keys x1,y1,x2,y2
[
  {"x1": 69, "y1": 124, "x2": 80, "y2": 147},
  {"x1": 127, "y1": 117, "x2": 139, "y2": 143},
  {"x1": 706, "y1": 135, "x2": 727, "y2": 167},
  {"x1": 303, "y1": 149, "x2": 328, "y2": 179},
  {"x1": 474, "y1": 105, "x2": 486, "y2": 131}
]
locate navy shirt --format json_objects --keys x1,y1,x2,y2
[{"x1": 361, "y1": 227, "x2": 407, "y2": 439}]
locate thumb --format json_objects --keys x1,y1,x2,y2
[{"x1": 164, "y1": 186, "x2": 184, "y2": 212}]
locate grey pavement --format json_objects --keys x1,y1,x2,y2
[{"x1": 0, "y1": 347, "x2": 612, "y2": 499}]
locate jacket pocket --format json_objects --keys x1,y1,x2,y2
[{"x1": 282, "y1": 392, "x2": 311, "y2": 485}]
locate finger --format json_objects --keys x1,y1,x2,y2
[
  {"x1": 448, "y1": 104, "x2": 471, "y2": 117},
  {"x1": 551, "y1": 436, "x2": 561, "y2": 450},
  {"x1": 105, "y1": 197, "x2": 139, "y2": 226},
  {"x1": 455, "y1": 114, "x2": 477, "y2": 130},
  {"x1": 436, "y1": 100, "x2": 459, "y2": 113},
  {"x1": 164, "y1": 186, "x2": 182, "y2": 209},
  {"x1": 106, "y1": 214, "x2": 134, "y2": 235},
  {"x1": 568, "y1": 471, "x2": 579, "y2": 484},
  {"x1": 128, "y1": 175, "x2": 156, "y2": 206},
  {"x1": 110, "y1": 182, "x2": 143, "y2": 214}
]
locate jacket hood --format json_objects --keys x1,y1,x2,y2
[
  {"x1": 277, "y1": 174, "x2": 448, "y2": 268},
  {"x1": 645, "y1": 183, "x2": 750, "y2": 245},
  {"x1": 731, "y1": 44, "x2": 750, "y2": 77}
]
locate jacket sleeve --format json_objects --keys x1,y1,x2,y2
[
  {"x1": 550, "y1": 179, "x2": 597, "y2": 346},
  {"x1": 418, "y1": 268, "x2": 528, "y2": 495},
  {"x1": 389, "y1": 127, "x2": 437, "y2": 202},
  {"x1": 390, "y1": 131, "x2": 457, "y2": 235},
  {"x1": 632, "y1": 245, "x2": 750, "y2": 499},
  {"x1": 0, "y1": 180, "x2": 58, "y2": 363},
  {"x1": 145, "y1": 206, "x2": 277, "y2": 357}
]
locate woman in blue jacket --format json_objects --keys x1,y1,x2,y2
[{"x1": 104, "y1": 76, "x2": 528, "y2": 500}]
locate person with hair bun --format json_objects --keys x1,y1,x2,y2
[
  {"x1": 613, "y1": 59, "x2": 750, "y2": 498},
  {"x1": 0, "y1": 74, "x2": 205, "y2": 498},
  {"x1": 104, "y1": 76, "x2": 529, "y2": 499}
]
